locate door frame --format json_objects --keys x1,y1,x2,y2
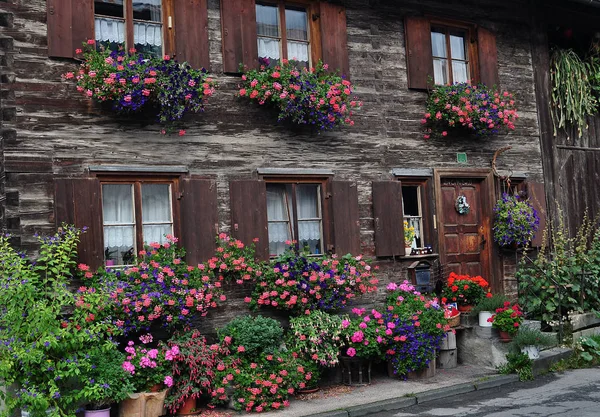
[{"x1": 433, "y1": 168, "x2": 501, "y2": 293}]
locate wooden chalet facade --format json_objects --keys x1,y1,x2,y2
[{"x1": 1, "y1": 0, "x2": 597, "y2": 326}]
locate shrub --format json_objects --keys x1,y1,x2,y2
[
  {"x1": 286, "y1": 311, "x2": 344, "y2": 367},
  {"x1": 498, "y1": 352, "x2": 533, "y2": 381},
  {"x1": 510, "y1": 327, "x2": 556, "y2": 352},
  {"x1": 217, "y1": 315, "x2": 284, "y2": 356}
]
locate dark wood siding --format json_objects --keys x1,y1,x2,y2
[
  {"x1": 47, "y1": 0, "x2": 93, "y2": 58},
  {"x1": 320, "y1": 3, "x2": 349, "y2": 78},
  {"x1": 180, "y1": 178, "x2": 218, "y2": 264},
  {"x1": 229, "y1": 180, "x2": 268, "y2": 260},
  {"x1": 477, "y1": 27, "x2": 499, "y2": 87},
  {"x1": 220, "y1": 0, "x2": 258, "y2": 72},
  {"x1": 175, "y1": 0, "x2": 210, "y2": 69},
  {"x1": 331, "y1": 181, "x2": 361, "y2": 256},
  {"x1": 528, "y1": 181, "x2": 547, "y2": 248},
  {"x1": 372, "y1": 181, "x2": 404, "y2": 257},
  {"x1": 404, "y1": 16, "x2": 433, "y2": 90}
]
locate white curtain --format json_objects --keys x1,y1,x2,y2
[
  {"x1": 258, "y1": 38, "x2": 281, "y2": 60},
  {"x1": 142, "y1": 184, "x2": 172, "y2": 244},
  {"x1": 102, "y1": 184, "x2": 134, "y2": 249},
  {"x1": 287, "y1": 41, "x2": 309, "y2": 63},
  {"x1": 95, "y1": 17, "x2": 125, "y2": 44},
  {"x1": 297, "y1": 185, "x2": 321, "y2": 241},
  {"x1": 431, "y1": 31, "x2": 447, "y2": 85},
  {"x1": 134, "y1": 21, "x2": 162, "y2": 47},
  {"x1": 450, "y1": 34, "x2": 465, "y2": 60},
  {"x1": 267, "y1": 186, "x2": 292, "y2": 256},
  {"x1": 452, "y1": 62, "x2": 469, "y2": 83}
]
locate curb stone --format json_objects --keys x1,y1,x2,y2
[
  {"x1": 346, "y1": 398, "x2": 417, "y2": 417},
  {"x1": 312, "y1": 411, "x2": 350, "y2": 417},
  {"x1": 473, "y1": 374, "x2": 519, "y2": 390},
  {"x1": 415, "y1": 382, "x2": 476, "y2": 404}
]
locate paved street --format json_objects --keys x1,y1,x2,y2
[{"x1": 365, "y1": 368, "x2": 600, "y2": 417}]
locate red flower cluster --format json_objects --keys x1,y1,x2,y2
[
  {"x1": 442, "y1": 272, "x2": 491, "y2": 307},
  {"x1": 488, "y1": 301, "x2": 524, "y2": 334}
]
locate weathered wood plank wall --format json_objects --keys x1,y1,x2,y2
[{"x1": 0, "y1": 0, "x2": 544, "y2": 326}]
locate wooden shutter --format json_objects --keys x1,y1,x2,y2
[
  {"x1": 527, "y1": 181, "x2": 547, "y2": 248},
  {"x1": 47, "y1": 0, "x2": 94, "y2": 58},
  {"x1": 174, "y1": 0, "x2": 210, "y2": 69},
  {"x1": 180, "y1": 178, "x2": 218, "y2": 265},
  {"x1": 229, "y1": 180, "x2": 269, "y2": 260},
  {"x1": 220, "y1": 0, "x2": 258, "y2": 73},
  {"x1": 477, "y1": 27, "x2": 499, "y2": 87},
  {"x1": 320, "y1": 3, "x2": 349, "y2": 78},
  {"x1": 372, "y1": 181, "x2": 404, "y2": 257},
  {"x1": 331, "y1": 181, "x2": 361, "y2": 256},
  {"x1": 404, "y1": 16, "x2": 433, "y2": 90},
  {"x1": 54, "y1": 178, "x2": 103, "y2": 270}
]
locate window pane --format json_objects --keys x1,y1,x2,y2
[
  {"x1": 133, "y1": 0, "x2": 162, "y2": 22},
  {"x1": 433, "y1": 58, "x2": 447, "y2": 85},
  {"x1": 102, "y1": 183, "x2": 135, "y2": 265},
  {"x1": 296, "y1": 185, "x2": 320, "y2": 219},
  {"x1": 450, "y1": 33, "x2": 466, "y2": 61},
  {"x1": 103, "y1": 184, "x2": 134, "y2": 224},
  {"x1": 285, "y1": 8, "x2": 307, "y2": 41},
  {"x1": 142, "y1": 184, "x2": 171, "y2": 222},
  {"x1": 95, "y1": 0, "x2": 124, "y2": 18},
  {"x1": 134, "y1": 21, "x2": 162, "y2": 56},
  {"x1": 258, "y1": 38, "x2": 280, "y2": 66},
  {"x1": 256, "y1": 4, "x2": 279, "y2": 37},
  {"x1": 104, "y1": 226, "x2": 135, "y2": 264},
  {"x1": 452, "y1": 61, "x2": 469, "y2": 83},
  {"x1": 298, "y1": 220, "x2": 321, "y2": 254},
  {"x1": 287, "y1": 41, "x2": 309, "y2": 68},
  {"x1": 402, "y1": 186, "x2": 420, "y2": 216},
  {"x1": 267, "y1": 185, "x2": 293, "y2": 256},
  {"x1": 95, "y1": 17, "x2": 126, "y2": 49},
  {"x1": 143, "y1": 224, "x2": 171, "y2": 245},
  {"x1": 406, "y1": 217, "x2": 422, "y2": 248},
  {"x1": 431, "y1": 30, "x2": 447, "y2": 58}
]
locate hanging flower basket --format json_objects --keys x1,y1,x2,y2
[
  {"x1": 493, "y1": 193, "x2": 539, "y2": 247},
  {"x1": 238, "y1": 59, "x2": 362, "y2": 131}
]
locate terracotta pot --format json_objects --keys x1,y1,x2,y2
[
  {"x1": 457, "y1": 304, "x2": 473, "y2": 313},
  {"x1": 498, "y1": 330, "x2": 513, "y2": 343},
  {"x1": 84, "y1": 408, "x2": 111, "y2": 417},
  {"x1": 175, "y1": 396, "x2": 197, "y2": 415},
  {"x1": 149, "y1": 384, "x2": 162, "y2": 392},
  {"x1": 297, "y1": 387, "x2": 320, "y2": 394}
]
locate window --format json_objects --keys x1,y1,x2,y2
[
  {"x1": 266, "y1": 182, "x2": 324, "y2": 256},
  {"x1": 402, "y1": 184, "x2": 424, "y2": 249},
  {"x1": 431, "y1": 25, "x2": 470, "y2": 85},
  {"x1": 94, "y1": 0, "x2": 163, "y2": 56},
  {"x1": 404, "y1": 16, "x2": 498, "y2": 90},
  {"x1": 256, "y1": 2, "x2": 310, "y2": 67},
  {"x1": 101, "y1": 180, "x2": 174, "y2": 265}
]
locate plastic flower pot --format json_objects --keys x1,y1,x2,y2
[
  {"x1": 521, "y1": 345, "x2": 540, "y2": 360},
  {"x1": 478, "y1": 311, "x2": 493, "y2": 327},
  {"x1": 84, "y1": 408, "x2": 111, "y2": 417}
]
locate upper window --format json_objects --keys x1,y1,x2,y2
[
  {"x1": 431, "y1": 25, "x2": 470, "y2": 85},
  {"x1": 94, "y1": 0, "x2": 163, "y2": 56},
  {"x1": 256, "y1": 3, "x2": 310, "y2": 68},
  {"x1": 266, "y1": 182, "x2": 324, "y2": 257},
  {"x1": 102, "y1": 180, "x2": 174, "y2": 266}
]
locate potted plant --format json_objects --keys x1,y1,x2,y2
[
  {"x1": 239, "y1": 59, "x2": 361, "y2": 131},
  {"x1": 493, "y1": 193, "x2": 540, "y2": 248},
  {"x1": 471, "y1": 294, "x2": 510, "y2": 327},
  {"x1": 441, "y1": 272, "x2": 491, "y2": 312},
  {"x1": 104, "y1": 247, "x2": 117, "y2": 266},
  {"x1": 489, "y1": 302, "x2": 524, "y2": 342},
  {"x1": 421, "y1": 82, "x2": 518, "y2": 139},
  {"x1": 510, "y1": 327, "x2": 556, "y2": 359},
  {"x1": 403, "y1": 220, "x2": 416, "y2": 255}
]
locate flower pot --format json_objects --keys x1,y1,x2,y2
[
  {"x1": 21, "y1": 410, "x2": 54, "y2": 417},
  {"x1": 85, "y1": 408, "x2": 111, "y2": 417},
  {"x1": 457, "y1": 304, "x2": 473, "y2": 313},
  {"x1": 407, "y1": 359, "x2": 436, "y2": 380},
  {"x1": 405, "y1": 247, "x2": 412, "y2": 256},
  {"x1": 105, "y1": 259, "x2": 115, "y2": 267},
  {"x1": 478, "y1": 311, "x2": 493, "y2": 327},
  {"x1": 339, "y1": 355, "x2": 371, "y2": 386},
  {"x1": 175, "y1": 396, "x2": 197, "y2": 415},
  {"x1": 119, "y1": 389, "x2": 168, "y2": 417},
  {"x1": 297, "y1": 387, "x2": 320, "y2": 394},
  {"x1": 498, "y1": 330, "x2": 513, "y2": 343},
  {"x1": 521, "y1": 345, "x2": 540, "y2": 360}
]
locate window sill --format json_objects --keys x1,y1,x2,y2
[{"x1": 401, "y1": 253, "x2": 439, "y2": 260}]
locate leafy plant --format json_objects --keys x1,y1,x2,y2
[
  {"x1": 471, "y1": 294, "x2": 510, "y2": 315},
  {"x1": 490, "y1": 302, "x2": 524, "y2": 335},
  {"x1": 340, "y1": 308, "x2": 387, "y2": 360},
  {"x1": 510, "y1": 327, "x2": 556, "y2": 352},
  {"x1": 498, "y1": 352, "x2": 533, "y2": 381},
  {"x1": 550, "y1": 48, "x2": 597, "y2": 138},
  {"x1": 441, "y1": 272, "x2": 491, "y2": 307},
  {"x1": 217, "y1": 315, "x2": 283, "y2": 356},
  {"x1": 493, "y1": 193, "x2": 539, "y2": 247},
  {"x1": 63, "y1": 42, "x2": 216, "y2": 132},
  {"x1": 422, "y1": 82, "x2": 518, "y2": 139},
  {"x1": 577, "y1": 335, "x2": 600, "y2": 363},
  {"x1": 403, "y1": 220, "x2": 416, "y2": 247},
  {"x1": 207, "y1": 233, "x2": 263, "y2": 284},
  {"x1": 121, "y1": 334, "x2": 178, "y2": 392},
  {"x1": 239, "y1": 59, "x2": 362, "y2": 131}
]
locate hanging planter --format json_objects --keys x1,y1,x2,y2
[
  {"x1": 492, "y1": 193, "x2": 539, "y2": 248},
  {"x1": 422, "y1": 83, "x2": 519, "y2": 139},
  {"x1": 238, "y1": 59, "x2": 362, "y2": 132},
  {"x1": 62, "y1": 41, "x2": 216, "y2": 134}
]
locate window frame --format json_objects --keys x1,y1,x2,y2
[
  {"x1": 396, "y1": 177, "x2": 434, "y2": 255},
  {"x1": 261, "y1": 175, "x2": 332, "y2": 258},
  {"x1": 97, "y1": 174, "x2": 181, "y2": 265}
]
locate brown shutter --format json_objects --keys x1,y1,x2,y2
[
  {"x1": 47, "y1": 0, "x2": 94, "y2": 58},
  {"x1": 174, "y1": 0, "x2": 210, "y2": 69},
  {"x1": 527, "y1": 181, "x2": 547, "y2": 248},
  {"x1": 220, "y1": 0, "x2": 258, "y2": 73},
  {"x1": 331, "y1": 181, "x2": 361, "y2": 256},
  {"x1": 54, "y1": 178, "x2": 103, "y2": 270},
  {"x1": 404, "y1": 16, "x2": 433, "y2": 90},
  {"x1": 372, "y1": 181, "x2": 404, "y2": 257},
  {"x1": 477, "y1": 27, "x2": 499, "y2": 87},
  {"x1": 319, "y1": 3, "x2": 349, "y2": 78},
  {"x1": 229, "y1": 180, "x2": 268, "y2": 260},
  {"x1": 180, "y1": 178, "x2": 218, "y2": 265}
]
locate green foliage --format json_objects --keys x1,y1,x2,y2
[
  {"x1": 510, "y1": 328, "x2": 556, "y2": 352},
  {"x1": 577, "y1": 335, "x2": 600, "y2": 364},
  {"x1": 218, "y1": 315, "x2": 284, "y2": 356},
  {"x1": 490, "y1": 303, "x2": 524, "y2": 335},
  {"x1": 498, "y1": 352, "x2": 533, "y2": 381},
  {"x1": 471, "y1": 294, "x2": 510, "y2": 315},
  {"x1": 286, "y1": 311, "x2": 344, "y2": 367},
  {"x1": 550, "y1": 48, "x2": 597, "y2": 138},
  {"x1": 516, "y1": 215, "x2": 600, "y2": 324},
  {"x1": 493, "y1": 193, "x2": 539, "y2": 247}
]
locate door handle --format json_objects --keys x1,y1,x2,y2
[{"x1": 479, "y1": 226, "x2": 486, "y2": 246}]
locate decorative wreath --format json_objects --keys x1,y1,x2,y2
[{"x1": 455, "y1": 195, "x2": 470, "y2": 215}]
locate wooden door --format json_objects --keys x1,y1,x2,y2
[{"x1": 439, "y1": 178, "x2": 490, "y2": 278}]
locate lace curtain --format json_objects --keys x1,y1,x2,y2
[
  {"x1": 431, "y1": 31, "x2": 447, "y2": 85},
  {"x1": 134, "y1": 21, "x2": 162, "y2": 47},
  {"x1": 95, "y1": 17, "x2": 125, "y2": 44},
  {"x1": 141, "y1": 184, "x2": 172, "y2": 244},
  {"x1": 450, "y1": 34, "x2": 468, "y2": 82}
]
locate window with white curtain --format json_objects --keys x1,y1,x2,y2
[
  {"x1": 402, "y1": 184, "x2": 424, "y2": 249},
  {"x1": 256, "y1": 2, "x2": 310, "y2": 68},
  {"x1": 94, "y1": 0, "x2": 163, "y2": 56},
  {"x1": 431, "y1": 26, "x2": 470, "y2": 85},
  {"x1": 102, "y1": 181, "x2": 173, "y2": 266},
  {"x1": 266, "y1": 183, "x2": 323, "y2": 257}
]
